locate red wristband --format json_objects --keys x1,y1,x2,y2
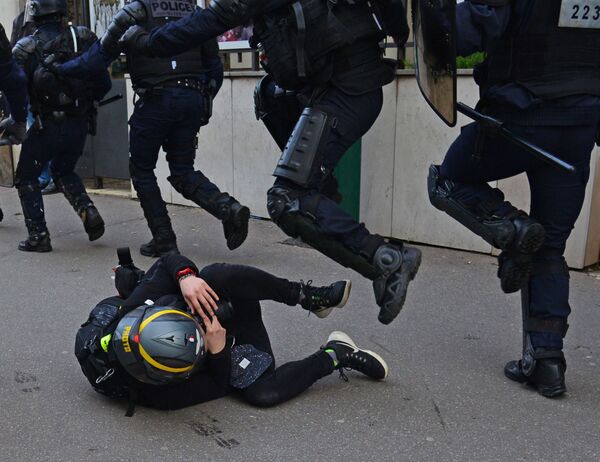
[{"x1": 176, "y1": 267, "x2": 196, "y2": 282}]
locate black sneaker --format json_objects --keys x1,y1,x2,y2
[
  {"x1": 373, "y1": 244, "x2": 422, "y2": 325},
  {"x1": 504, "y1": 354, "x2": 566, "y2": 398},
  {"x1": 223, "y1": 202, "x2": 250, "y2": 250},
  {"x1": 323, "y1": 331, "x2": 388, "y2": 380},
  {"x1": 300, "y1": 280, "x2": 351, "y2": 318},
  {"x1": 497, "y1": 215, "x2": 545, "y2": 293}
]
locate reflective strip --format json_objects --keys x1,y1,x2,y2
[{"x1": 69, "y1": 26, "x2": 78, "y2": 53}]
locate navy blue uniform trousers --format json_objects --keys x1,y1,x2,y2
[
  {"x1": 440, "y1": 111, "x2": 600, "y2": 349},
  {"x1": 128, "y1": 86, "x2": 219, "y2": 220},
  {"x1": 272, "y1": 85, "x2": 384, "y2": 254},
  {"x1": 15, "y1": 117, "x2": 89, "y2": 224}
]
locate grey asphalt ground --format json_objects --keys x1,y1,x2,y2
[{"x1": 0, "y1": 189, "x2": 599, "y2": 462}]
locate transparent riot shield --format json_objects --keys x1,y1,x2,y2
[
  {"x1": 412, "y1": 0, "x2": 457, "y2": 126},
  {"x1": 0, "y1": 144, "x2": 15, "y2": 187}
]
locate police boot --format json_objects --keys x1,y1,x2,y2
[
  {"x1": 504, "y1": 352, "x2": 567, "y2": 398},
  {"x1": 372, "y1": 243, "x2": 422, "y2": 325},
  {"x1": 0, "y1": 206, "x2": 3, "y2": 222},
  {"x1": 497, "y1": 215, "x2": 545, "y2": 293},
  {"x1": 18, "y1": 220, "x2": 52, "y2": 252},
  {"x1": 193, "y1": 191, "x2": 250, "y2": 250},
  {"x1": 61, "y1": 188, "x2": 105, "y2": 242},
  {"x1": 140, "y1": 216, "x2": 179, "y2": 257}
]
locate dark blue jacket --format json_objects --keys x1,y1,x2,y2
[{"x1": 457, "y1": 0, "x2": 600, "y2": 116}]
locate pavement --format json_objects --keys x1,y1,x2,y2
[{"x1": 0, "y1": 189, "x2": 599, "y2": 462}]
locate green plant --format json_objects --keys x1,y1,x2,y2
[{"x1": 456, "y1": 52, "x2": 485, "y2": 69}]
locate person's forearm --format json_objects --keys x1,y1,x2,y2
[
  {"x1": 148, "y1": 8, "x2": 230, "y2": 57},
  {"x1": 0, "y1": 60, "x2": 28, "y2": 122},
  {"x1": 57, "y1": 40, "x2": 117, "y2": 79}
]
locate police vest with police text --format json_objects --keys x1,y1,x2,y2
[
  {"x1": 127, "y1": 0, "x2": 209, "y2": 87},
  {"x1": 483, "y1": 0, "x2": 600, "y2": 99}
]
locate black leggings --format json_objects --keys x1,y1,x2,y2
[{"x1": 199, "y1": 263, "x2": 336, "y2": 407}]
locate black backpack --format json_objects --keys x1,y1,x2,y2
[{"x1": 74, "y1": 248, "x2": 146, "y2": 416}]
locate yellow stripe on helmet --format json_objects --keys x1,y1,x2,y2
[{"x1": 139, "y1": 309, "x2": 194, "y2": 333}]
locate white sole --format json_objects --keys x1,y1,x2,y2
[
  {"x1": 314, "y1": 280, "x2": 352, "y2": 319},
  {"x1": 327, "y1": 330, "x2": 389, "y2": 379}
]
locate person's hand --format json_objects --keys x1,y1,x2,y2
[
  {"x1": 199, "y1": 315, "x2": 227, "y2": 354},
  {"x1": 0, "y1": 117, "x2": 27, "y2": 145},
  {"x1": 179, "y1": 275, "x2": 219, "y2": 317}
]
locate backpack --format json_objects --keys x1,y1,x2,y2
[
  {"x1": 251, "y1": 0, "x2": 384, "y2": 90},
  {"x1": 74, "y1": 248, "x2": 146, "y2": 416}
]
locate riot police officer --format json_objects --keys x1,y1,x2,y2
[
  {"x1": 55, "y1": 0, "x2": 250, "y2": 257},
  {"x1": 110, "y1": 0, "x2": 421, "y2": 325},
  {"x1": 0, "y1": 22, "x2": 28, "y2": 223},
  {"x1": 12, "y1": 0, "x2": 111, "y2": 252},
  {"x1": 427, "y1": 0, "x2": 600, "y2": 397}
]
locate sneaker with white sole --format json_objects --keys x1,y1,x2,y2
[
  {"x1": 300, "y1": 280, "x2": 351, "y2": 318},
  {"x1": 323, "y1": 331, "x2": 388, "y2": 380}
]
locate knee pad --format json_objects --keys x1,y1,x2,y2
[{"x1": 428, "y1": 164, "x2": 517, "y2": 249}]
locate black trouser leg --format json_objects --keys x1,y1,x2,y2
[
  {"x1": 240, "y1": 350, "x2": 334, "y2": 407},
  {"x1": 198, "y1": 263, "x2": 301, "y2": 306}
]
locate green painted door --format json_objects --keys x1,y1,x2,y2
[{"x1": 333, "y1": 140, "x2": 361, "y2": 221}]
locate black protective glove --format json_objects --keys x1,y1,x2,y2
[
  {"x1": 100, "y1": 2, "x2": 148, "y2": 56},
  {"x1": 0, "y1": 117, "x2": 27, "y2": 146},
  {"x1": 41, "y1": 53, "x2": 61, "y2": 74},
  {"x1": 119, "y1": 25, "x2": 151, "y2": 56}
]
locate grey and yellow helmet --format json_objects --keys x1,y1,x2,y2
[{"x1": 112, "y1": 305, "x2": 206, "y2": 386}]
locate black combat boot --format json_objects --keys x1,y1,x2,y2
[
  {"x1": 323, "y1": 331, "x2": 388, "y2": 380},
  {"x1": 299, "y1": 279, "x2": 351, "y2": 318},
  {"x1": 189, "y1": 190, "x2": 250, "y2": 250},
  {"x1": 497, "y1": 214, "x2": 545, "y2": 293},
  {"x1": 60, "y1": 185, "x2": 105, "y2": 241},
  {"x1": 0, "y1": 206, "x2": 3, "y2": 222},
  {"x1": 140, "y1": 216, "x2": 179, "y2": 257},
  {"x1": 18, "y1": 220, "x2": 52, "y2": 252},
  {"x1": 504, "y1": 351, "x2": 566, "y2": 398},
  {"x1": 372, "y1": 243, "x2": 422, "y2": 325}
]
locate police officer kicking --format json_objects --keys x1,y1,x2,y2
[
  {"x1": 55, "y1": 0, "x2": 250, "y2": 257},
  {"x1": 0, "y1": 22, "x2": 29, "y2": 222},
  {"x1": 87, "y1": 0, "x2": 422, "y2": 325},
  {"x1": 425, "y1": 0, "x2": 600, "y2": 397},
  {"x1": 12, "y1": 0, "x2": 111, "y2": 252}
]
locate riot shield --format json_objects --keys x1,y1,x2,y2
[
  {"x1": 0, "y1": 92, "x2": 15, "y2": 187},
  {"x1": 412, "y1": 0, "x2": 457, "y2": 127}
]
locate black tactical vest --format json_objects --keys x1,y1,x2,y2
[
  {"x1": 31, "y1": 26, "x2": 94, "y2": 116},
  {"x1": 483, "y1": 0, "x2": 600, "y2": 99},
  {"x1": 252, "y1": 0, "x2": 386, "y2": 91},
  {"x1": 127, "y1": 0, "x2": 208, "y2": 87}
]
